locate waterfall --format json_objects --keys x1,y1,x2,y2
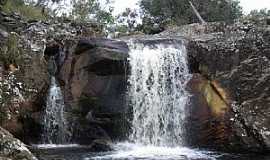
[
  {"x1": 128, "y1": 41, "x2": 191, "y2": 147},
  {"x1": 42, "y1": 76, "x2": 67, "y2": 144}
]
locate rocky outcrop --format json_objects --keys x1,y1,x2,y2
[
  {"x1": 0, "y1": 11, "x2": 126, "y2": 151},
  {"x1": 59, "y1": 38, "x2": 129, "y2": 144},
  {"x1": 181, "y1": 21, "x2": 270, "y2": 152},
  {"x1": 0, "y1": 127, "x2": 37, "y2": 160},
  {"x1": 0, "y1": 12, "x2": 49, "y2": 143},
  {"x1": 0, "y1": 11, "x2": 104, "y2": 145}
]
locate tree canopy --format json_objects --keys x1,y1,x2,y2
[
  {"x1": 140, "y1": 0, "x2": 243, "y2": 26},
  {"x1": 71, "y1": 0, "x2": 114, "y2": 25}
]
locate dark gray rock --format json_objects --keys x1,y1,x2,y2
[
  {"x1": 75, "y1": 38, "x2": 129, "y2": 56},
  {"x1": 59, "y1": 38, "x2": 129, "y2": 144}
]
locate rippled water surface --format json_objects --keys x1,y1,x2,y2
[{"x1": 33, "y1": 143, "x2": 270, "y2": 160}]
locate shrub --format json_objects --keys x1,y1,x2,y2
[{"x1": 1, "y1": 0, "x2": 47, "y2": 20}]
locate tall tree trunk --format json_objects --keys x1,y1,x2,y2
[{"x1": 189, "y1": 1, "x2": 206, "y2": 24}]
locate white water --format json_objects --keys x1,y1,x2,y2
[
  {"x1": 42, "y1": 76, "x2": 68, "y2": 144},
  {"x1": 128, "y1": 42, "x2": 191, "y2": 146},
  {"x1": 90, "y1": 142, "x2": 220, "y2": 160},
  {"x1": 36, "y1": 42, "x2": 223, "y2": 160},
  {"x1": 91, "y1": 42, "x2": 209, "y2": 160},
  {"x1": 34, "y1": 144, "x2": 79, "y2": 149}
]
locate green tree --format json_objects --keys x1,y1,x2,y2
[
  {"x1": 71, "y1": 0, "x2": 114, "y2": 25},
  {"x1": 115, "y1": 8, "x2": 140, "y2": 33},
  {"x1": 140, "y1": 0, "x2": 243, "y2": 27}
]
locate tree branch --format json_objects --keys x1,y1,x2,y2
[{"x1": 189, "y1": 1, "x2": 206, "y2": 24}]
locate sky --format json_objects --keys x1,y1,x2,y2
[
  {"x1": 112, "y1": 0, "x2": 270, "y2": 15},
  {"x1": 46, "y1": 0, "x2": 270, "y2": 16},
  {"x1": 238, "y1": 0, "x2": 270, "y2": 13}
]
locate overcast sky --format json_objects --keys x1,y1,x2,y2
[
  {"x1": 112, "y1": 0, "x2": 270, "y2": 15},
  {"x1": 48, "y1": 0, "x2": 270, "y2": 16}
]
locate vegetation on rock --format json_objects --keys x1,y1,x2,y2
[{"x1": 1, "y1": 0, "x2": 48, "y2": 20}]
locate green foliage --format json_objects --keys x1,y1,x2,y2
[
  {"x1": 115, "y1": 8, "x2": 139, "y2": 33},
  {"x1": 1, "y1": 0, "x2": 47, "y2": 20},
  {"x1": 2, "y1": 0, "x2": 47, "y2": 20},
  {"x1": 71, "y1": 0, "x2": 114, "y2": 26},
  {"x1": 0, "y1": 33, "x2": 22, "y2": 67},
  {"x1": 140, "y1": 0, "x2": 243, "y2": 29}
]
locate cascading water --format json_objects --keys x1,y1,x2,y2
[
  {"x1": 42, "y1": 76, "x2": 67, "y2": 144},
  {"x1": 128, "y1": 41, "x2": 191, "y2": 146},
  {"x1": 91, "y1": 41, "x2": 220, "y2": 159},
  {"x1": 34, "y1": 41, "x2": 266, "y2": 160}
]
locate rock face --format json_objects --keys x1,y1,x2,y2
[
  {"x1": 59, "y1": 38, "x2": 129, "y2": 144},
  {"x1": 0, "y1": 11, "x2": 125, "y2": 151},
  {"x1": 181, "y1": 22, "x2": 270, "y2": 152},
  {"x1": 0, "y1": 127, "x2": 37, "y2": 160},
  {"x1": 0, "y1": 11, "x2": 50, "y2": 144},
  {"x1": 0, "y1": 11, "x2": 104, "y2": 145}
]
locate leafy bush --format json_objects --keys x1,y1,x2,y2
[
  {"x1": 0, "y1": 33, "x2": 22, "y2": 68},
  {"x1": 1, "y1": 0, "x2": 47, "y2": 20},
  {"x1": 71, "y1": 0, "x2": 114, "y2": 25}
]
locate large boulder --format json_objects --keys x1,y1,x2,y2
[
  {"x1": 0, "y1": 127, "x2": 37, "y2": 160},
  {"x1": 59, "y1": 38, "x2": 129, "y2": 144},
  {"x1": 181, "y1": 21, "x2": 270, "y2": 152}
]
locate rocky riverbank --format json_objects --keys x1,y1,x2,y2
[{"x1": 0, "y1": 10, "x2": 269, "y2": 159}]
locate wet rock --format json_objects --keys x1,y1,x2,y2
[
  {"x1": 184, "y1": 22, "x2": 270, "y2": 152},
  {"x1": 68, "y1": 115, "x2": 112, "y2": 146},
  {"x1": 0, "y1": 127, "x2": 37, "y2": 160},
  {"x1": 267, "y1": 17, "x2": 270, "y2": 25},
  {"x1": 90, "y1": 139, "x2": 112, "y2": 152},
  {"x1": 186, "y1": 74, "x2": 232, "y2": 150},
  {"x1": 59, "y1": 38, "x2": 129, "y2": 144},
  {"x1": 75, "y1": 38, "x2": 129, "y2": 56}
]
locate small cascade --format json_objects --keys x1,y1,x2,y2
[
  {"x1": 128, "y1": 41, "x2": 191, "y2": 146},
  {"x1": 42, "y1": 76, "x2": 67, "y2": 144}
]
